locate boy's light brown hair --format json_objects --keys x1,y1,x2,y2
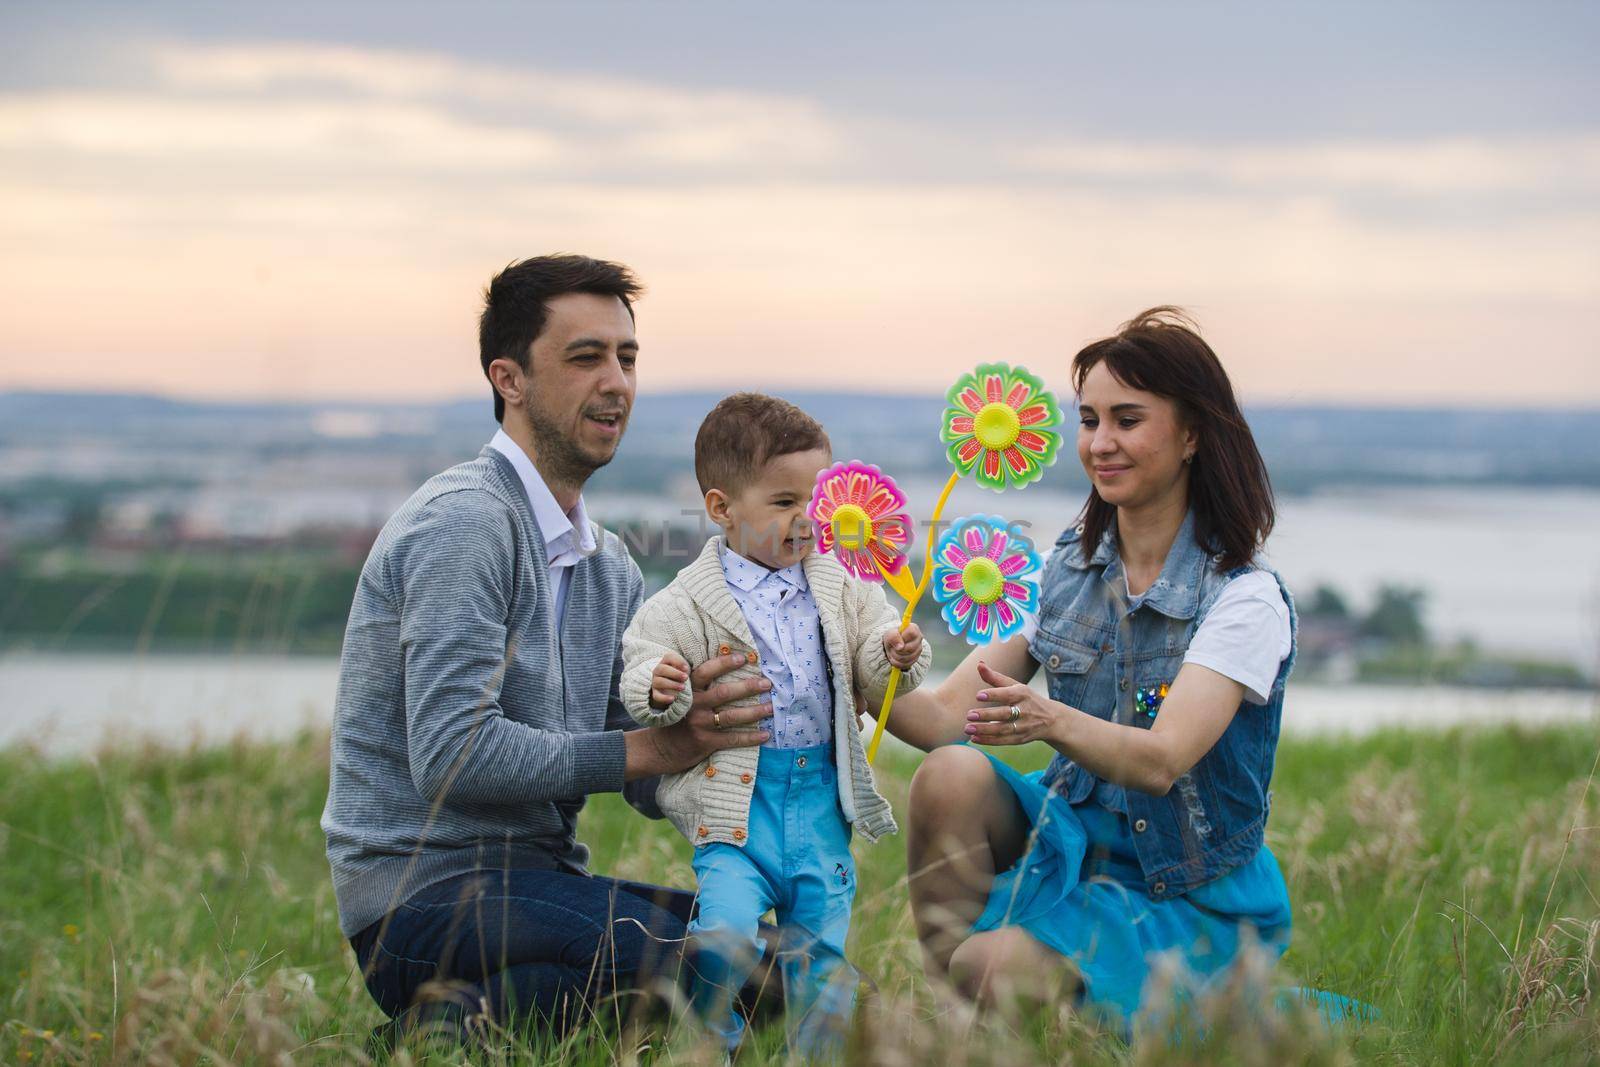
[{"x1": 694, "y1": 392, "x2": 832, "y2": 496}]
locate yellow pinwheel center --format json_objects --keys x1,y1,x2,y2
[
  {"x1": 974, "y1": 402, "x2": 1021, "y2": 451},
  {"x1": 830, "y1": 503, "x2": 873, "y2": 550},
  {"x1": 962, "y1": 556, "x2": 1004, "y2": 605}
]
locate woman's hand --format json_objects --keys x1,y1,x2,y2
[
  {"x1": 862, "y1": 632, "x2": 1040, "y2": 753},
  {"x1": 963, "y1": 660, "x2": 1072, "y2": 747},
  {"x1": 964, "y1": 659, "x2": 1251, "y2": 796}
]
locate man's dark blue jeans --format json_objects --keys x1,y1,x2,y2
[{"x1": 350, "y1": 866, "x2": 777, "y2": 1038}]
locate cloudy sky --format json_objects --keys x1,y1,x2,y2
[{"x1": 2, "y1": 2, "x2": 1596, "y2": 404}]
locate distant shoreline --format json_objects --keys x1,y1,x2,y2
[
  {"x1": 2, "y1": 652, "x2": 1594, "y2": 758},
  {"x1": 3, "y1": 640, "x2": 1592, "y2": 692}
]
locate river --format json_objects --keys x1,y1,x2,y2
[
  {"x1": 4, "y1": 484, "x2": 1597, "y2": 755},
  {"x1": 1, "y1": 652, "x2": 1592, "y2": 757}
]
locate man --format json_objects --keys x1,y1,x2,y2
[{"x1": 320, "y1": 254, "x2": 773, "y2": 1043}]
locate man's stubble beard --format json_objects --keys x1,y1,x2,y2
[{"x1": 524, "y1": 400, "x2": 615, "y2": 491}]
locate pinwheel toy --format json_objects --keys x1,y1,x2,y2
[
  {"x1": 809, "y1": 461, "x2": 914, "y2": 594},
  {"x1": 930, "y1": 515, "x2": 1041, "y2": 645},
  {"x1": 941, "y1": 363, "x2": 1062, "y2": 492},
  {"x1": 809, "y1": 362, "x2": 1063, "y2": 763}
]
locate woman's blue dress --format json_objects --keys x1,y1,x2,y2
[{"x1": 971, "y1": 751, "x2": 1294, "y2": 1027}]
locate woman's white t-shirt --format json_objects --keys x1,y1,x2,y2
[
  {"x1": 1019, "y1": 557, "x2": 1292, "y2": 706},
  {"x1": 1180, "y1": 570, "x2": 1292, "y2": 705}
]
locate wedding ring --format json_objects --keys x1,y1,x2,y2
[
  {"x1": 1009, "y1": 706, "x2": 1021, "y2": 722},
  {"x1": 713, "y1": 711, "x2": 723, "y2": 730},
  {"x1": 1011, "y1": 721, "x2": 1020, "y2": 734}
]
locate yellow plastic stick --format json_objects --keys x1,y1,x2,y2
[
  {"x1": 866, "y1": 470, "x2": 962, "y2": 763},
  {"x1": 880, "y1": 562, "x2": 918, "y2": 605}
]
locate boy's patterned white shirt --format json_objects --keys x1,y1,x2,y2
[{"x1": 719, "y1": 545, "x2": 833, "y2": 749}]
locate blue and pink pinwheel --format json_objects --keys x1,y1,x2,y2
[{"x1": 930, "y1": 515, "x2": 1041, "y2": 646}]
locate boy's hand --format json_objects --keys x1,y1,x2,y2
[
  {"x1": 883, "y1": 623, "x2": 924, "y2": 671},
  {"x1": 649, "y1": 652, "x2": 690, "y2": 710}
]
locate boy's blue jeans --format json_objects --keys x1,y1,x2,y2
[{"x1": 689, "y1": 743, "x2": 858, "y2": 1054}]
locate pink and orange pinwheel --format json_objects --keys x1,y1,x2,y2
[{"x1": 808, "y1": 461, "x2": 911, "y2": 583}]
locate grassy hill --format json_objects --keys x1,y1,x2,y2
[{"x1": 1, "y1": 723, "x2": 1596, "y2": 1064}]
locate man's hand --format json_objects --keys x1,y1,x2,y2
[
  {"x1": 624, "y1": 652, "x2": 771, "y2": 780},
  {"x1": 648, "y1": 652, "x2": 690, "y2": 710},
  {"x1": 883, "y1": 623, "x2": 924, "y2": 671}
]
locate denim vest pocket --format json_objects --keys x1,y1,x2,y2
[
  {"x1": 1029, "y1": 627, "x2": 1098, "y2": 709},
  {"x1": 1039, "y1": 753, "x2": 1097, "y2": 805},
  {"x1": 1129, "y1": 650, "x2": 1185, "y2": 730},
  {"x1": 1031, "y1": 626, "x2": 1104, "y2": 805}
]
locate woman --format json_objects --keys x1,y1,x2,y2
[{"x1": 886, "y1": 307, "x2": 1296, "y2": 1027}]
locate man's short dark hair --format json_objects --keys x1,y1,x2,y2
[
  {"x1": 478, "y1": 254, "x2": 643, "y2": 423},
  {"x1": 694, "y1": 393, "x2": 832, "y2": 497}
]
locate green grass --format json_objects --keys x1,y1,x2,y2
[{"x1": 2, "y1": 723, "x2": 1597, "y2": 1065}]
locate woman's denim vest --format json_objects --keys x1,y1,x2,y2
[{"x1": 1028, "y1": 511, "x2": 1297, "y2": 901}]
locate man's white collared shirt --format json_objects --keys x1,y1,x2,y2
[{"x1": 488, "y1": 429, "x2": 596, "y2": 625}]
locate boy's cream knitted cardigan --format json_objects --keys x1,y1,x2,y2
[{"x1": 621, "y1": 535, "x2": 930, "y2": 847}]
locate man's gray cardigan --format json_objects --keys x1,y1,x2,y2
[{"x1": 321, "y1": 447, "x2": 656, "y2": 937}]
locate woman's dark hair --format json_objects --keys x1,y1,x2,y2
[
  {"x1": 478, "y1": 254, "x2": 642, "y2": 423},
  {"x1": 1072, "y1": 306, "x2": 1274, "y2": 572}
]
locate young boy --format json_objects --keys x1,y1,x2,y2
[{"x1": 620, "y1": 393, "x2": 930, "y2": 1055}]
